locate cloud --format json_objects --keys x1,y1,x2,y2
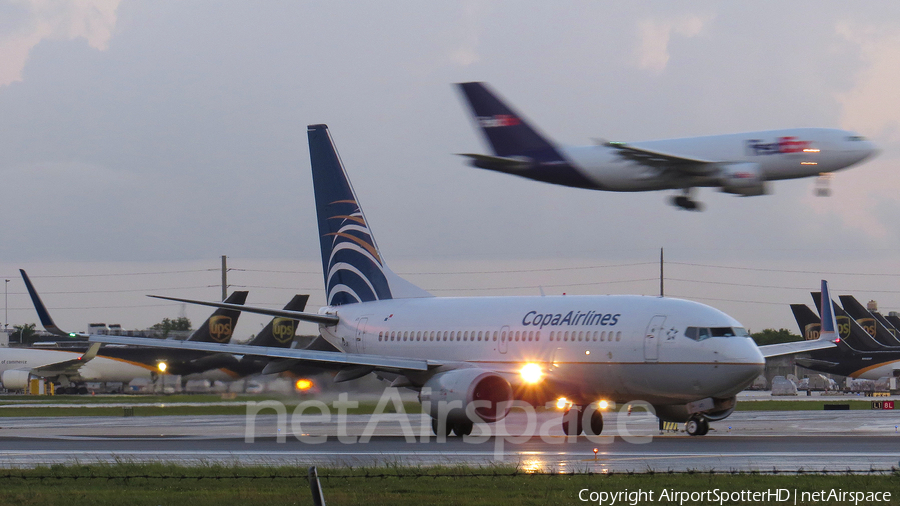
[
  {"x1": 634, "y1": 14, "x2": 713, "y2": 74},
  {"x1": 835, "y1": 21, "x2": 900, "y2": 142},
  {"x1": 0, "y1": 0, "x2": 120, "y2": 86}
]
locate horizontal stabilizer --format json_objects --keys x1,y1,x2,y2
[
  {"x1": 458, "y1": 153, "x2": 533, "y2": 172},
  {"x1": 149, "y1": 295, "x2": 339, "y2": 326}
]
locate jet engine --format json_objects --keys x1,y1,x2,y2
[
  {"x1": 654, "y1": 396, "x2": 737, "y2": 423},
  {"x1": 418, "y1": 368, "x2": 513, "y2": 424},
  {"x1": 718, "y1": 162, "x2": 766, "y2": 196},
  {"x1": 1, "y1": 369, "x2": 34, "y2": 390}
]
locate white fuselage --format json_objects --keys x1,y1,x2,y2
[
  {"x1": 561, "y1": 128, "x2": 877, "y2": 191},
  {"x1": 0, "y1": 348, "x2": 154, "y2": 384},
  {"x1": 317, "y1": 295, "x2": 765, "y2": 406}
]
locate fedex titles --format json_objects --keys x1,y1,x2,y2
[
  {"x1": 747, "y1": 136, "x2": 811, "y2": 156},
  {"x1": 523, "y1": 310, "x2": 620, "y2": 330},
  {"x1": 477, "y1": 115, "x2": 521, "y2": 128}
]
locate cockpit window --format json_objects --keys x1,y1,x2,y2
[
  {"x1": 685, "y1": 326, "x2": 748, "y2": 340},
  {"x1": 847, "y1": 135, "x2": 866, "y2": 142}
]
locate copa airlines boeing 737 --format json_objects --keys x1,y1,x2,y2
[
  {"x1": 456, "y1": 82, "x2": 879, "y2": 210},
  {"x1": 91, "y1": 125, "x2": 835, "y2": 436}
]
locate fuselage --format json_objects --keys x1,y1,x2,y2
[
  {"x1": 561, "y1": 128, "x2": 878, "y2": 192},
  {"x1": 316, "y1": 295, "x2": 765, "y2": 406}
]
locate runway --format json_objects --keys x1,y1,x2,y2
[{"x1": 1, "y1": 409, "x2": 898, "y2": 472}]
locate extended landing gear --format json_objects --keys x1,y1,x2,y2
[
  {"x1": 431, "y1": 418, "x2": 474, "y2": 437},
  {"x1": 670, "y1": 190, "x2": 703, "y2": 211},
  {"x1": 562, "y1": 406, "x2": 604, "y2": 436},
  {"x1": 685, "y1": 415, "x2": 709, "y2": 436}
]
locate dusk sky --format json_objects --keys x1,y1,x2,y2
[{"x1": 1, "y1": 1, "x2": 899, "y2": 337}]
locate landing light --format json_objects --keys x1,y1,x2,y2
[
  {"x1": 556, "y1": 397, "x2": 571, "y2": 410},
  {"x1": 520, "y1": 363, "x2": 543, "y2": 384},
  {"x1": 803, "y1": 148, "x2": 820, "y2": 153},
  {"x1": 157, "y1": 362, "x2": 167, "y2": 373},
  {"x1": 295, "y1": 378, "x2": 314, "y2": 391},
  {"x1": 598, "y1": 400, "x2": 609, "y2": 410}
]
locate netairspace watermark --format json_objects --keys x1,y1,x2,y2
[
  {"x1": 243, "y1": 387, "x2": 658, "y2": 460},
  {"x1": 577, "y1": 488, "x2": 892, "y2": 505}
]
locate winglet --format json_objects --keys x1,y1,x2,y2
[
  {"x1": 80, "y1": 342, "x2": 102, "y2": 362},
  {"x1": 818, "y1": 280, "x2": 840, "y2": 342},
  {"x1": 19, "y1": 269, "x2": 72, "y2": 337}
]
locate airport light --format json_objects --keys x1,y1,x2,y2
[{"x1": 519, "y1": 363, "x2": 543, "y2": 384}]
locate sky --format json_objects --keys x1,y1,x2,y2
[{"x1": 1, "y1": 1, "x2": 900, "y2": 338}]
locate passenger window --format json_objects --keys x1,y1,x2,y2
[
  {"x1": 593, "y1": 331, "x2": 598, "y2": 342},
  {"x1": 493, "y1": 331, "x2": 498, "y2": 341},
  {"x1": 528, "y1": 331, "x2": 533, "y2": 341},
  {"x1": 616, "y1": 331, "x2": 621, "y2": 341},
  {"x1": 500, "y1": 331, "x2": 506, "y2": 341},
  {"x1": 549, "y1": 331, "x2": 555, "y2": 341},
  {"x1": 535, "y1": 331, "x2": 540, "y2": 342},
  {"x1": 477, "y1": 331, "x2": 483, "y2": 341}
]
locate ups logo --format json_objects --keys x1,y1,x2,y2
[
  {"x1": 209, "y1": 315, "x2": 233, "y2": 343},
  {"x1": 836, "y1": 316, "x2": 851, "y2": 339},
  {"x1": 272, "y1": 318, "x2": 296, "y2": 344},
  {"x1": 804, "y1": 323, "x2": 821, "y2": 341},
  {"x1": 858, "y1": 318, "x2": 876, "y2": 337}
]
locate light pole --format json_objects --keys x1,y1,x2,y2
[{"x1": 4, "y1": 279, "x2": 8, "y2": 331}]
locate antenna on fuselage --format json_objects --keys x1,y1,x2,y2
[{"x1": 659, "y1": 247, "x2": 664, "y2": 297}]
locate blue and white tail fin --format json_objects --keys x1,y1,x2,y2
[
  {"x1": 307, "y1": 124, "x2": 431, "y2": 306},
  {"x1": 818, "y1": 280, "x2": 841, "y2": 342}
]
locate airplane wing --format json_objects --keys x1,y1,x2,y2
[
  {"x1": 24, "y1": 343, "x2": 102, "y2": 378},
  {"x1": 89, "y1": 335, "x2": 435, "y2": 373},
  {"x1": 603, "y1": 142, "x2": 718, "y2": 176},
  {"x1": 757, "y1": 339, "x2": 836, "y2": 358}
]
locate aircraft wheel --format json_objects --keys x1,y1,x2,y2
[
  {"x1": 452, "y1": 421, "x2": 473, "y2": 437},
  {"x1": 431, "y1": 418, "x2": 452, "y2": 437},
  {"x1": 77, "y1": 386, "x2": 89, "y2": 395},
  {"x1": 562, "y1": 406, "x2": 584, "y2": 436},
  {"x1": 685, "y1": 415, "x2": 708, "y2": 436},
  {"x1": 586, "y1": 409, "x2": 604, "y2": 436}
]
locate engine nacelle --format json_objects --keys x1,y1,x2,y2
[
  {"x1": 718, "y1": 162, "x2": 766, "y2": 196},
  {"x1": 1, "y1": 369, "x2": 34, "y2": 390},
  {"x1": 419, "y1": 369, "x2": 513, "y2": 424},
  {"x1": 654, "y1": 397, "x2": 737, "y2": 423}
]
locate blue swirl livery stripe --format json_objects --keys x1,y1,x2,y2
[{"x1": 308, "y1": 124, "x2": 393, "y2": 306}]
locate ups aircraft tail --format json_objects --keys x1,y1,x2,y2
[
  {"x1": 838, "y1": 295, "x2": 900, "y2": 347},
  {"x1": 790, "y1": 304, "x2": 822, "y2": 341},
  {"x1": 20, "y1": 269, "x2": 75, "y2": 337},
  {"x1": 185, "y1": 291, "x2": 248, "y2": 343},
  {"x1": 245, "y1": 294, "x2": 309, "y2": 347}
]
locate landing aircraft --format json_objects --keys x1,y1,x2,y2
[
  {"x1": 456, "y1": 82, "x2": 879, "y2": 210},
  {"x1": 91, "y1": 125, "x2": 833, "y2": 436}
]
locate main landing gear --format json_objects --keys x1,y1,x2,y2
[
  {"x1": 670, "y1": 189, "x2": 703, "y2": 211},
  {"x1": 561, "y1": 405, "x2": 604, "y2": 436},
  {"x1": 685, "y1": 414, "x2": 709, "y2": 436},
  {"x1": 431, "y1": 417, "x2": 474, "y2": 437}
]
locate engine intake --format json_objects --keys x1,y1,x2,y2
[
  {"x1": 1, "y1": 369, "x2": 34, "y2": 390},
  {"x1": 718, "y1": 162, "x2": 766, "y2": 196},
  {"x1": 419, "y1": 369, "x2": 513, "y2": 424}
]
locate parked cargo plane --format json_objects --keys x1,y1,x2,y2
[
  {"x1": 456, "y1": 82, "x2": 878, "y2": 210},
  {"x1": 91, "y1": 125, "x2": 834, "y2": 436}
]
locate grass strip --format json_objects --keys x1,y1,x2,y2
[{"x1": 0, "y1": 463, "x2": 896, "y2": 506}]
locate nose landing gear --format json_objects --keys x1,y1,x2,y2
[
  {"x1": 670, "y1": 191, "x2": 704, "y2": 211},
  {"x1": 685, "y1": 415, "x2": 709, "y2": 436}
]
